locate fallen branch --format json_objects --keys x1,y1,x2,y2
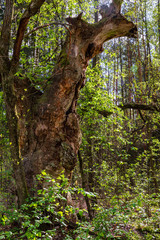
[{"x1": 119, "y1": 103, "x2": 160, "y2": 112}]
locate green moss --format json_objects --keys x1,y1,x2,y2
[{"x1": 59, "y1": 50, "x2": 70, "y2": 67}]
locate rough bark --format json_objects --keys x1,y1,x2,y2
[
  {"x1": 0, "y1": 0, "x2": 45, "y2": 205},
  {"x1": 0, "y1": 0, "x2": 137, "y2": 204}
]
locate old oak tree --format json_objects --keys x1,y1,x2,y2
[{"x1": 0, "y1": 0, "x2": 137, "y2": 205}]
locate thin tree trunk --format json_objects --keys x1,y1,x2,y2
[
  {"x1": 135, "y1": 1, "x2": 143, "y2": 102},
  {"x1": 78, "y1": 150, "x2": 92, "y2": 220},
  {"x1": 119, "y1": 38, "x2": 124, "y2": 103}
]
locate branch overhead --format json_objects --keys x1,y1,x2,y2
[
  {"x1": 11, "y1": 0, "x2": 45, "y2": 71},
  {"x1": 66, "y1": 9, "x2": 137, "y2": 61},
  {"x1": 24, "y1": 22, "x2": 70, "y2": 38},
  {"x1": 22, "y1": 0, "x2": 45, "y2": 19}
]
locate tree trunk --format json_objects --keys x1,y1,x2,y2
[{"x1": 0, "y1": 0, "x2": 137, "y2": 204}]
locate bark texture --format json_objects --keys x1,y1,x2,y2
[{"x1": 0, "y1": 0, "x2": 137, "y2": 204}]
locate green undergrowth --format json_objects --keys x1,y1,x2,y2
[
  {"x1": 0, "y1": 172, "x2": 94, "y2": 240},
  {"x1": 0, "y1": 173, "x2": 160, "y2": 240},
  {"x1": 74, "y1": 194, "x2": 160, "y2": 240}
]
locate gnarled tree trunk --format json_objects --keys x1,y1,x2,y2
[{"x1": 0, "y1": 0, "x2": 137, "y2": 205}]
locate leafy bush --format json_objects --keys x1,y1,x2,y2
[{"x1": 0, "y1": 172, "x2": 88, "y2": 240}]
